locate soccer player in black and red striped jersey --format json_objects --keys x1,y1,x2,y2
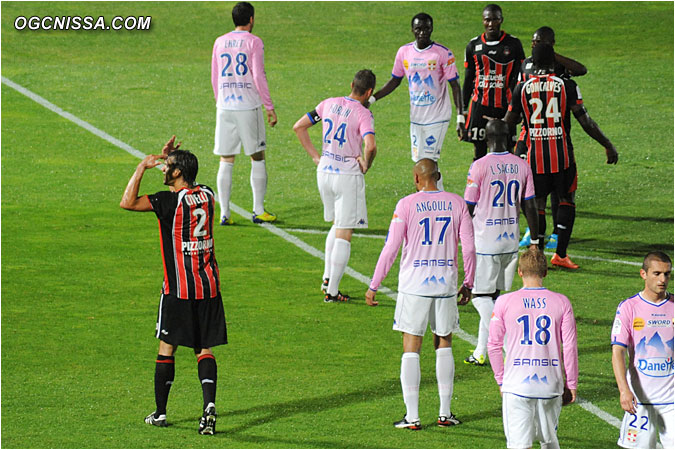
[
  {"x1": 461, "y1": 4, "x2": 525, "y2": 160},
  {"x1": 121, "y1": 136, "x2": 227, "y2": 435},
  {"x1": 504, "y1": 43, "x2": 618, "y2": 270}
]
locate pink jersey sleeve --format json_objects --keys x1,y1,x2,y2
[
  {"x1": 463, "y1": 160, "x2": 481, "y2": 205},
  {"x1": 211, "y1": 40, "x2": 219, "y2": 101},
  {"x1": 443, "y1": 49, "x2": 459, "y2": 82},
  {"x1": 250, "y1": 37, "x2": 274, "y2": 110},
  {"x1": 392, "y1": 46, "x2": 406, "y2": 79},
  {"x1": 358, "y1": 108, "x2": 375, "y2": 137},
  {"x1": 561, "y1": 297, "x2": 579, "y2": 389},
  {"x1": 457, "y1": 201, "x2": 476, "y2": 288},
  {"x1": 369, "y1": 200, "x2": 407, "y2": 290},
  {"x1": 488, "y1": 297, "x2": 507, "y2": 385},
  {"x1": 611, "y1": 299, "x2": 632, "y2": 347}
]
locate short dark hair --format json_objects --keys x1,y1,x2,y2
[
  {"x1": 534, "y1": 26, "x2": 555, "y2": 43},
  {"x1": 483, "y1": 4, "x2": 503, "y2": 15},
  {"x1": 532, "y1": 42, "x2": 555, "y2": 69},
  {"x1": 352, "y1": 69, "x2": 376, "y2": 95},
  {"x1": 168, "y1": 150, "x2": 199, "y2": 185},
  {"x1": 642, "y1": 251, "x2": 672, "y2": 271},
  {"x1": 232, "y1": 2, "x2": 254, "y2": 27},
  {"x1": 411, "y1": 12, "x2": 433, "y2": 28}
]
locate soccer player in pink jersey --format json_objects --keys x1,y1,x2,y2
[
  {"x1": 611, "y1": 251, "x2": 673, "y2": 449},
  {"x1": 365, "y1": 159, "x2": 475, "y2": 430},
  {"x1": 211, "y1": 2, "x2": 278, "y2": 226},
  {"x1": 463, "y1": 119, "x2": 539, "y2": 366},
  {"x1": 293, "y1": 70, "x2": 377, "y2": 303},
  {"x1": 370, "y1": 13, "x2": 463, "y2": 184},
  {"x1": 488, "y1": 248, "x2": 578, "y2": 448}
]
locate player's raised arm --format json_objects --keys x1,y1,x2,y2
[
  {"x1": 554, "y1": 52, "x2": 587, "y2": 77},
  {"x1": 292, "y1": 113, "x2": 321, "y2": 165},
  {"x1": 120, "y1": 154, "x2": 165, "y2": 211}
]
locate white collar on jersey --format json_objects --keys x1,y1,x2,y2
[{"x1": 413, "y1": 42, "x2": 434, "y2": 52}]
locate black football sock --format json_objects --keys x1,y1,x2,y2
[
  {"x1": 154, "y1": 354, "x2": 175, "y2": 416},
  {"x1": 550, "y1": 192, "x2": 560, "y2": 231},
  {"x1": 537, "y1": 208, "x2": 547, "y2": 250},
  {"x1": 198, "y1": 354, "x2": 217, "y2": 410},
  {"x1": 555, "y1": 202, "x2": 576, "y2": 258}
]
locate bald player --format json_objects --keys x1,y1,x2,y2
[{"x1": 367, "y1": 158, "x2": 475, "y2": 430}]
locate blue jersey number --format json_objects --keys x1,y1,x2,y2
[
  {"x1": 323, "y1": 120, "x2": 347, "y2": 148},
  {"x1": 220, "y1": 52, "x2": 249, "y2": 77},
  {"x1": 419, "y1": 216, "x2": 452, "y2": 246},
  {"x1": 628, "y1": 414, "x2": 649, "y2": 431},
  {"x1": 491, "y1": 179, "x2": 521, "y2": 207},
  {"x1": 517, "y1": 314, "x2": 552, "y2": 346}
]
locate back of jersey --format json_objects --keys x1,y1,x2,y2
[
  {"x1": 511, "y1": 74, "x2": 581, "y2": 174},
  {"x1": 492, "y1": 287, "x2": 577, "y2": 398},
  {"x1": 212, "y1": 31, "x2": 263, "y2": 110},
  {"x1": 465, "y1": 152, "x2": 535, "y2": 255},
  {"x1": 315, "y1": 96, "x2": 374, "y2": 175}
]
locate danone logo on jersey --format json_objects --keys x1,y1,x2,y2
[{"x1": 637, "y1": 356, "x2": 674, "y2": 378}]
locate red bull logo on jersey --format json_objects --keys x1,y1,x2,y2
[{"x1": 637, "y1": 357, "x2": 674, "y2": 378}]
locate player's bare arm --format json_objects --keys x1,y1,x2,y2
[
  {"x1": 554, "y1": 52, "x2": 587, "y2": 77},
  {"x1": 358, "y1": 134, "x2": 377, "y2": 174},
  {"x1": 611, "y1": 345, "x2": 637, "y2": 414},
  {"x1": 120, "y1": 154, "x2": 165, "y2": 211},
  {"x1": 292, "y1": 114, "x2": 321, "y2": 165},
  {"x1": 572, "y1": 104, "x2": 619, "y2": 164},
  {"x1": 372, "y1": 76, "x2": 402, "y2": 102},
  {"x1": 450, "y1": 79, "x2": 464, "y2": 137},
  {"x1": 457, "y1": 284, "x2": 472, "y2": 305},
  {"x1": 522, "y1": 198, "x2": 540, "y2": 250}
]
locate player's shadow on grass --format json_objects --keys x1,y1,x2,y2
[{"x1": 170, "y1": 377, "x2": 449, "y2": 447}]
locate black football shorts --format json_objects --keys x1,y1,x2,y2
[{"x1": 155, "y1": 292, "x2": 227, "y2": 349}]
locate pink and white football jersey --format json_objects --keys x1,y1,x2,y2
[
  {"x1": 392, "y1": 42, "x2": 459, "y2": 125},
  {"x1": 611, "y1": 293, "x2": 674, "y2": 405},
  {"x1": 464, "y1": 152, "x2": 535, "y2": 254},
  {"x1": 310, "y1": 97, "x2": 375, "y2": 175},
  {"x1": 369, "y1": 190, "x2": 475, "y2": 297},
  {"x1": 488, "y1": 287, "x2": 579, "y2": 398},
  {"x1": 211, "y1": 31, "x2": 274, "y2": 111}
]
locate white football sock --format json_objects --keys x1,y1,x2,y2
[
  {"x1": 323, "y1": 225, "x2": 337, "y2": 280},
  {"x1": 250, "y1": 159, "x2": 267, "y2": 216},
  {"x1": 216, "y1": 161, "x2": 234, "y2": 219},
  {"x1": 472, "y1": 296, "x2": 495, "y2": 359},
  {"x1": 436, "y1": 347, "x2": 454, "y2": 417},
  {"x1": 401, "y1": 352, "x2": 421, "y2": 422},
  {"x1": 327, "y1": 238, "x2": 350, "y2": 296}
]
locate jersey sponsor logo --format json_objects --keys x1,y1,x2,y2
[
  {"x1": 414, "y1": 259, "x2": 453, "y2": 268},
  {"x1": 529, "y1": 126, "x2": 564, "y2": 138},
  {"x1": 447, "y1": 54, "x2": 456, "y2": 65},
  {"x1": 475, "y1": 44, "x2": 483, "y2": 51},
  {"x1": 477, "y1": 71, "x2": 505, "y2": 89},
  {"x1": 636, "y1": 356, "x2": 674, "y2": 378},
  {"x1": 409, "y1": 72, "x2": 437, "y2": 106},
  {"x1": 403, "y1": 59, "x2": 409, "y2": 70},
  {"x1": 466, "y1": 177, "x2": 478, "y2": 188},
  {"x1": 425, "y1": 135, "x2": 436, "y2": 146},
  {"x1": 647, "y1": 319, "x2": 672, "y2": 327},
  {"x1": 391, "y1": 213, "x2": 403, "y2": 223},
  {"x1": 415, "y1": 200, "x2": 453, "y2": 213},
  {"x1": 633, "y1": 317, "x2": 645, "y2": 331},
  {"x1": 322, "y1": 150, "x2": 355, "y2": 163},
  {"x1": 182, "y1": 238, "x2": 214, "y2": 255},
  {"x1": 485, "y1": 217, "x2": 517, "y2": 226},
  {"x1": 221, "y1": 82, "x2": 252, "y2": 90},
  {"x1": 513, "y1": 358, "x2": 559, "y2": 367}
]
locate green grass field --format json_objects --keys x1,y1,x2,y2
[{"x1": 2, "y1": 1, "x2": 673, "y2": 448}]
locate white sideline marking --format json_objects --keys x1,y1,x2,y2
[
  {"x1": 284, "y1": 227, "x2": 641, "y2": 267},
  {"x1": 3, "y1": 76, "x2": 622, "y2": 429}
]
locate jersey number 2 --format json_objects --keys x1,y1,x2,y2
[{"x1": 193, "y1": 208, "x2": 207, "y2": 237}]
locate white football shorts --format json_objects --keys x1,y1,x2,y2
[
  {"x1": 618, "y1": 403, "x2": 674, "y2": 449},
  {"x1": 472, "y1": 252, "x2": 518, "y2": 295},
  {"x1": 410, "y1": 121, "x2": 449, "y2": 162},
  {"x1": 316, "y1": 171, "x2": 367, "y2": 229},
  {"x1": 393, "y1": 292, "x2": 459, "y2": 337},
  {"x1": 502, "y1": 393, "x2": 562, "y2": 449},
  {"x1": 213, "y1": 107, "x2": 266, "y2": 156}
]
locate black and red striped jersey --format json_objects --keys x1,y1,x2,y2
[
  {"x1": 148, "y1": 185, "x2": 220, "y2": 300},
  {"x1": 463, "y1": 32, "x2": 525, "y2": 111},
  {"x1": 509, "y1": 75, "x2": 583, "y2": 175}
]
